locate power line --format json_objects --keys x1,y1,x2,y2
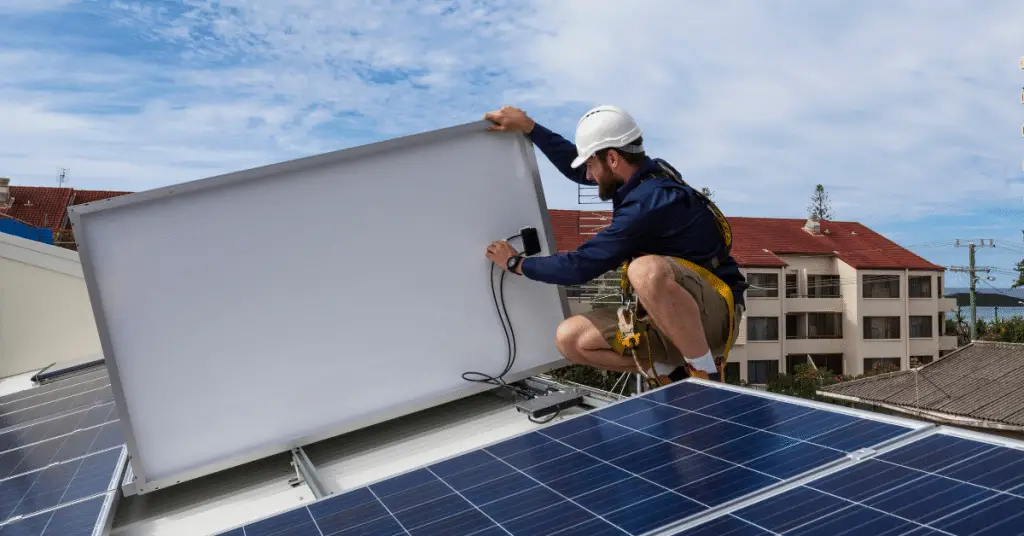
[{"x1": 948, "y1": 239, "x2": 996, "y2": 340}]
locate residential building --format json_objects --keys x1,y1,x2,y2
[
  {"x1": 550, "y1": 210, "x2": 960, "y2": 384},
  {"x1": 0, "y1": 183, "x2": 131, "y2": 250}
]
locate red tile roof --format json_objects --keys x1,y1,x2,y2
[
  {"x1": 70, "y1": 189, "x2": 133, "y2": 205},
  {"x1": 0, "y1": 187, "x2": 74, "y2": 230},
  {"x1": 548, "y1": 210, "x2": 944, "y2": 271}
]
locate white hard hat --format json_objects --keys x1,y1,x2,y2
[{"x1": 570, "y1": 105, "x2": 644, "y2": 169}]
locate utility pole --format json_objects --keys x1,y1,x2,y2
[{"x1": 949, "y1": 239, "x2": 996, "y2": 341}]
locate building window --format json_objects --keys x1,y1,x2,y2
[
  {"x1": 786, "y1": 273, "x2": 798, "y2": 298},
  {"x1": 747, "y1": 273, "x2": 779, "y2": 298},
  {"x1": 862, "y1": 274, "x2": 900, "y2": 299},
  {"x1": 786, "y1": 313, "x2": 806, "y2": 339},
  {"x1": 787, "y1": 353, "x2": 844, "y2": 375},
  {"x1": 807, "y1": 313, "x2": 843, "y2": 339},
  {"x1": 908, "y1": 276, "x2": 932, "y2": 298},
  {"x1": 808, "y1": 275, "x2": 841, "y2": 298},
  {"x1": 938, "y1": 276, "x2": 943, "y2": 297},
  {"x1": 724, "y1": 362, "x2": 740, "y2": 384},
  {"x1": 864, "y1": 357, "x2": 901, "y2": 373},
  {"x1": 863, "y1": 316, "x2": 900, "y2": 339},
  {"x1": 910, "y1": 355, "x2": 933, "y2": 367},
  {"x1": 748, "y1": 360, "x2": 779, "y2": 384},
  {"x1": 909, "y1": 316, "x2": 933, "y2": 338},
  {"x1": 747, "y1": 317, "x2": 779, "y2": 341}
]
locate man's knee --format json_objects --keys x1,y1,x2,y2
[
  {"x1": 627, "y1": 255, "x2": 676, "y2": 295},
  {"x1": 554, "y1": 315, "x2": 604, "y2": 363}
]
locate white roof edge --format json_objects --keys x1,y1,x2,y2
[{"x1": 0, "y1": 231, "x2": 83, "y2": 277}]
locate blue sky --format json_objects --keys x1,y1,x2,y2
[{"x1": 1, "y1": 0, "x2": 1023, "y2": 286}]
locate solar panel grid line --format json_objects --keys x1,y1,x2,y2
[
  {"x1": 679, "y1": 378, "x2": 933, "y2": 431},
  {"x1": 423, "y1": 466, "x2": 529, "y2": 536},
  {"x1": 532, "y1": 400, "x2": 923, "y2": 535},
  {"x1": 0, "y1": 371, "x2": 108, "y2": 406},
  {"x1": 364, "y1": 483, "x2": 414, "y2": 535},
  {"x1": 0, "y1": 378, "x2": 110, "y2": 414},
  {"x1": 0, "y1": 490, "x2": 118, "y2": 536},
  {"x1": 0, "y1": 445, "x2": 127, "y2": 527},
  {"x1": 0, "y1": 384, "x2": 111, "y2": 419},
  {"x1": 672, "y1": 427, "x2": 1024, "y2": 536},
  {"x1": 0, "y1": 408, "x2": 120, "y2": 462},
  {"x1": 213, "y1": 380, "x2": 931, "y2": 536},
  {"x1": 640, "y1": 422, "x2": 941, "y2": 535},
  {"x1": 0, "y1": 387, "x2": 116, "y2": 434},
  {"x1": 0, "y1": 401, "x2": 116, "y2": 452},
  {"x1": 613, "y1": 389, "x2": 918, "y2": 464}
]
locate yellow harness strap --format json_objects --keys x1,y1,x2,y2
[{"x1": 618, "y1": 255, "x2": 735, "y2": 382}]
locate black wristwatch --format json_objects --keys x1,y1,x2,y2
[{"x1": 506, "y1": 254, "x2": 524, "y2": 273}]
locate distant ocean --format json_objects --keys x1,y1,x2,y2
[{"x1": 945, "y1": 287, "x2": 1024, "y2": 322}]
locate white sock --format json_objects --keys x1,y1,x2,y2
[{"x1": 685, "y1": 349, "x2": 717, "y2": 374}]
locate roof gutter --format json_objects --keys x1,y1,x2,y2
[{"x1": 816, "y1": 391, "x2": 1024, "y2": 432}]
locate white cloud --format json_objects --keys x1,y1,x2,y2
[{"x1": 1, "y1": 0, "x2": 1023, "y2": 229}]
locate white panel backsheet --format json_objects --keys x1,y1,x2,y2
[{"x1": 69, "y1": 122, "x2": 569, "y2": 492}]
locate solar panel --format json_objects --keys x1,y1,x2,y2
[
  {"x1": 0, "y1": 377, "x2": 110, "y2": 416},
  {"x1": 0, "y1": 402, "x2": 117, "y2": 454},
  {"x1": 0, "y1": 445, "x2": 126, "y2": 524},
  {"x1": 0, "y1": 370, "x2": 108, "y2": 406},
  {"x1": 673, "y1": 428, "x2": 1024, "y2": 535},
  {"x1": 0, "y1": 491, "x2": 118, "y2": 536},
  {"x1": 0, "y1": 385, "x2": 114, "y2": 430},
  {"x1": 213, "y1": 380, "x2": 926, "y2": 536}
]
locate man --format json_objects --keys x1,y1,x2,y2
[{"x1": 483, "y1": 105, "x2": 747, "y2": 384}]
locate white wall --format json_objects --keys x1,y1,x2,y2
[{"x1": 0, "y1": 233, "x2": 101, "y2": 376}]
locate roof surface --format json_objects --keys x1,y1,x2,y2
[
  {"x1": 0, "y1": 186, "x2": 74, "y2": 230},
  {"x1": 819, "y1": 342, "x2": 1024, "y2": 428},
  {"x1": 548, "y1": 209, "x2": 944, "y2": 271}
]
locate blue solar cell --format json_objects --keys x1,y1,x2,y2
[
  {"x1": 215, "y1": 381, "x2": 922, "y2": 536},
  {"x1": 0, "y1": 492, "x2": 115, "y2": 536},
  {"x1": 0, "y1": 446, "x2": 125, "y2": 523},
  {"x1": 679, "y1": 432, "x2": 1024, "y2": 536},
  {"x1": 0, "y1": 385, "x2": 114, "y2": 431}
]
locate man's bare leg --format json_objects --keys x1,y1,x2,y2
[
  {"x1": 554, "y1": 316, "x2": 642, "y2": 373},
  {"x1": 626, "y1": 255, "x2": 715, "y2": 373}
]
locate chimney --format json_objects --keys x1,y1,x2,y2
[
  {"x1": 0, "y1": 178, "x2": 10, "y2": 209},
  {"x1": 804, "y1": 214, "x2": 821, "y2": 235}
]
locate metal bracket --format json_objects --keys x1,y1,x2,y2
[{"x1": 289, "y1": 447, "x2": 329, "y2": 499}]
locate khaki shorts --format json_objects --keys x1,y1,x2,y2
[{"x1": 580, "y1": 258, "x2": 744, "y2": 369}]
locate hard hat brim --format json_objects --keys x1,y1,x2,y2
[{"x1": 570, "y1": 153, "x2": 591, "y2": 169}]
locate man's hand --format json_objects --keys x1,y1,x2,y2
[
  {"x1": 486, "y1": 240, "x2": 522, "y2": 273},
  {"x1": 483, "y1": 106, "x2": 536, "y2": 134}
]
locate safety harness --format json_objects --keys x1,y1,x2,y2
[{"x1": 612, "y1": 161, "x2": 737, "y2": 388}]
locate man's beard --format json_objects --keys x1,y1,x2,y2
[{"x1": 598, "y1": 180, "x2": 620, "y2": 201}]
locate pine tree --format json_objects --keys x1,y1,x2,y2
[
  {"x1": 1013, "y1": 259, "x2": 1024, "y2": 289},
  {"x1": 808, "y1": 184, "x2": 834, "y2": 220}
]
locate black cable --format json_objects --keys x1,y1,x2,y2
[{"x1": 462, "y1": 234, "x2": 531, "y2": 400}]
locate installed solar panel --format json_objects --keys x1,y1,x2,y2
[
  {"x1": 0, "y1": 377, "x2": 110, "y2": 415},
  {"x1": 0, "y1": 445, "x2": 126, "y2": 524},
  {"x1": 0, "y1": 369, "x2": 108, "y2": 406},
  {"x1": 0, "y1": 491, "x2": 118, "y2": 536},
  {"x1": 0, "y1": 385, "x2": 113, "y2": 430},
  {"x1": 675, "y1": 429, "x2": 1024, "y2": 535},
  {"x1": 214, "y1": 380, "x2": 924, "y2": 536},
  {"x1": 0, "y1": 402, "x2": 117, "y2": 454}
]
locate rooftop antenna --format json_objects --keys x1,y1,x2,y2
[{"x1": 57, "y1": 168, "x2": 68, "y2": 188}]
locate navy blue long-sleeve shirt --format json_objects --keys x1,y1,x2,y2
[{"x1": 519, "y1": 123, "x2": 748, "y2": 308}]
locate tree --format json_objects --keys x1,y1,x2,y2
[
  {"x1": 808, "y1": 184, "x2": 834, "y2": 220},
  {"x1": 700, "y1": 186, "x2": 714, "y2": 199},
  {"x1": 1013, "y1": 258, "x2": 1024, "y2": 289}
]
